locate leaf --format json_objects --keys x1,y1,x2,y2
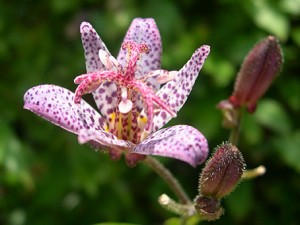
[
  {"x1": 272, "y1": 131, "x2": 300, "y2": 173},
  {"x1": 164, "y1": 216, "x2": 200, "y2": 225},
  {"x1": 203, "y1": 54, "x2": 235, "y2": 87},
  {"x1": 225, "y1": 181, "x2": 254, "y2": 220},
  {"x1": 280, "y1": 0, "x2": 300, "y2": 15},
  {"x1": 242, "y1": 113, "x2": 263, "y2": 145},
  {"x1": 253, "y1": 99, "x2": 292, "y2": 135},
  {"x1": 0, "y1": 120, "x2": 34, "y2": 189},
  {"x1": 246, "y1": 0, "x2": 289, "y2": 40},
  {"x1": 277, "y1": 77, "x2": 300, "y2": 111}
]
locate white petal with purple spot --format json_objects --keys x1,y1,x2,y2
[
  {"x1": 80, "y1": 22, "x2": 121, "y2": 118},
  {"x1": 78, "y1": 129, "x2": 134, "y2": 150},
  {"x1": 24, "y1": 85, "x2": 105, "y2": 134},
  {"x1": 152, "y1": 45, "x2": 210, "y2": 132},
  {"x1": 133, "y1": 125, "x2": 209, "y2": 167},
  {"x1": 81, "y1": 22, "x2": 111, "y2": 73},
  {"x1": 117, "y1": 18, "x2": 162, "y2": 90}
]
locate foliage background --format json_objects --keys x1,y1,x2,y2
[{"x1": 1, "y1": 0, "x2": 300, "y2": 224}]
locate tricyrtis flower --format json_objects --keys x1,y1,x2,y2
[{"x1": 24, "y1": 18, "x2": 210, "y2": 167}]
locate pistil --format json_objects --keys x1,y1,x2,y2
[{"x1": 118, "y1": 87, "x2": 133, "y2": 114}]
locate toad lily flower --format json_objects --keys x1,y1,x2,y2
[{"x1": 24, "y1": 18, "x2": 210, "y2": 167}]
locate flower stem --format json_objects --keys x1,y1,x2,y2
[
  {"x1": 144, "y1": 156, "x2": 191, "y2": 204},
  {"x1": 229, "y1": 108, "x2": 243, "y2": 145}
]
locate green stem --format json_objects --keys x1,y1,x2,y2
[
  {"x1": 229, "y1": 108, "x2": 243, "y2": 145},
  {"x1": 144, "y1": 156, "x2": 191, "y2": 204}
]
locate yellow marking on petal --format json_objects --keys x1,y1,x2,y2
[
  {"x1": 139, "y1": 116, "x2": 148, "y2": 124},
  {"x1": 117, "y1": 112, "x2": 123, "y2": 139},
  {"x1": 103, "y1": 123, "x2": 109, "y2": 132},
  {"x1": 109, "y1": 112, "x2": 116, "y2": 121},
  {"x1": 136, "y1": 112, "x2": 149, "y2": 142},
  {"x1": 127, "y1": 111, "x2": 133, "y2": 140},
  {"x1": 107, "y1": 112, "x2": 116, "y2": 133}
]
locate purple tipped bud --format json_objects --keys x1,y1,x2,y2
[
  {"x1": 194, "y1": 196, "x2": 224, "y2": 221},
  {"x1": 229, "y1": 36, "x2": 283, "y2": 113},
  {"x1": 199, "y1": 143, "x2": 245, "y2": 199}
]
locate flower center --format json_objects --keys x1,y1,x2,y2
[{"x1": 74, "y1": 41, "x2": 175, "y2": 144}]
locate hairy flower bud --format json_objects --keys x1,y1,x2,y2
[
  {"x1": 229, "y1": 36, "x2": 283, "y2": 113},
  {"x1": 199, "y1": 143, "x2": 245, "y2": 199},
  {"x1": 194, "y1": 196, "x2": 224, "y2": 221}
]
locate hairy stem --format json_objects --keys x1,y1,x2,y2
[{"x1": 144, "y1": 156, "x2": 191, "y2": 204}]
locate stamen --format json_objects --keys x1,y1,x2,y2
[
  {"x1": 143, "y1": 70, "x2": 177, "y2": 84},
  {"x1": 74, "y1": 71, "x2": 122, "y2": 104},
  {"x1": 122, "y1": 41, "x2": 149, "y2": 54},
  {"x1": 122, "y1": 41, "x2": 149, "y2": 69},
  {"x1": 118, "y1": 87, "x2": 133, "y2": 114},
  {"x1": 98, "y1": 49, "x2": 121, "y2": 72},
  {"x1": 74, "y1": 74, "x2": 102, "y2": 104},
  {"x1": 74, "y1": 74, "x2": 91, "y2": 84}
]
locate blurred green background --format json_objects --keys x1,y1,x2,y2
[{"x1": 1, "y1": 0, "x2": 300, "y2": 224}]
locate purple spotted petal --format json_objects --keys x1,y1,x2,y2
[
  {"x1": 23, "y1": 85, "x2": 106, "y2": 134},
  {"x1": 80, "y1": 22, "x2": 120, "y2": 118},
  {"x1": 92, "y1": 82, "x2": 120, "y2": 120},
  {"x1": 117, "y1": 18, "x2": 162, "y2": 90},
  {"x1": 80, "y1": 22, "x2": 111, "y2": 73},
  {"x1": 152, "y1": 45, "x2": 210, "y2": 132},
  {"x1": 78, "y1": 129, "x2": 134, "y2": 150},
  {"x1": 133, "y1": 125, "x2": 209, "y2": 167}
]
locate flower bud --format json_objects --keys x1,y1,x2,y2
[
  {"x1": 216, "y1": 99, "x2": 239, "y2": 129},
  {"x1": 194, "y1": 196, "x2": 224, "y2": 221},
  {"x1": 125, "y1": 153, "x2": 146, "y2": 167},
  {"x1": 199, "y1": 143, "x2": 245, "y2": 199},
  {"x1": 229, "y1": 36, "x2": 283, "y2": 113}
]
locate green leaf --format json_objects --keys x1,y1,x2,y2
[
  {"x1": 246, "y1": 0, "x2": 290, "y2": 40},
  {"x1": 272, "y1": 131, "x2": 300, "y2": 173},
  {"x1": 242, "y1": 113, "x2": 263, "y2": 145},
  {"x1": 277, "y1": 77, "x2": 300, "y2": 111},
  {"x1": 225, "y1": 181, "x2": 254, "y2": 220},
  {"x1": 253, "y1": 99, "x2": 292, "y2": 135},
  {"x1": 164, "y1": 215, "x2": 201, "y2": 225},
  {"x1": 204, "y1": 54, "x2": 235, "y2": 87},
  {"x1": 291, "y1": 26, "x2": 300, "y2": 47},
  {"x1": 164, "y1": 218, "x2": 181, "y2": 225},
  {"x1": 0, "y1": 120, "x2": 34, "y2": 189},
  {"x1": 280, "y1": 0, "x2": 300, "y2": 15}
]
